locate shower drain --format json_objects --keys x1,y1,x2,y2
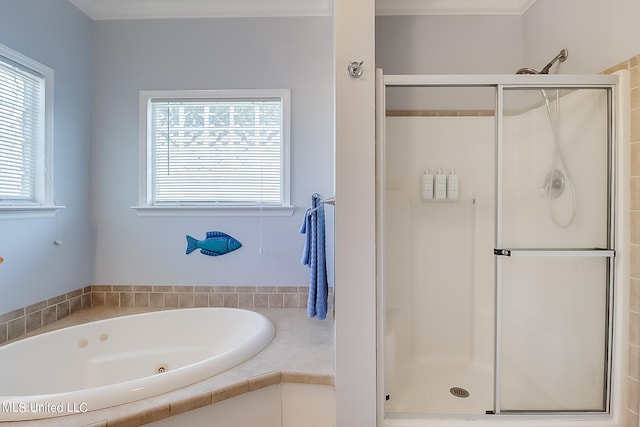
[{"x1": 449, "y1": 387, "x2": 470, "y2": 398}]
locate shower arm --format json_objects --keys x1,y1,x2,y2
[
  {"x1": 539, "y1": 49, "x2": 568, "y2": 74},
  {"x1": 516, "y1": 49, "x2": 568, "y2": 75}
]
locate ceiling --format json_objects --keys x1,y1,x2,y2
[{"x1": 68, "y1": 0, "x2": 538, "y2": 19}]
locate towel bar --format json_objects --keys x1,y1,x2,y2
[{"x1": 308, "y1": 196, "x2": 335, "y2": 214}]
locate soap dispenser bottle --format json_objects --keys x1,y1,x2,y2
[
  {"x1": 422, "y1": 169, "x2": 434, "y2": 200},
  {"x1": 447, "y1": 168, "x2": 459, "y2": 200},
  {"x1": 434, "y1": 169, "x2": 447, "y2": 200}
]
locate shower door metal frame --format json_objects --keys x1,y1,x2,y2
[
  {"x1": 377, "y1": 71, "x2": 624, "y2": 425},
  {"x1": 494, "y1": 83, "x2": 617, "y2": 415}
]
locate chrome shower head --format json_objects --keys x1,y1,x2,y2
[{"x1": 516, "y1": 67, "x2": 539, "y2": 74}]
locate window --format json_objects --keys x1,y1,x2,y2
[
  {"x1": 137, "y1": 89, "x2": 292, "y2": 216},
  {"x1": 0, "y1": 43, "x2": 57, "y2": 217}
]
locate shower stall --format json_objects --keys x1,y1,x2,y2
[{"x1": 376, "y1": 71, "x2": 627, "y2": 425}]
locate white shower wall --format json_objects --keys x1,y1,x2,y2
[{"x1": 383, "y1": 115, "x2": 496, "y2": 411}]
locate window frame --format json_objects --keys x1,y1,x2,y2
[
  {"x1": 134, "y1": 89, "x2": 293, "y2": 217},
  {"x1": 0, "y1": 43, "x2": 61, "y2": 219}
]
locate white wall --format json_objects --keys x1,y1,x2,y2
[
  {"x1": 375, "y1": 15, "x2": 523, "y2": 75},
  {"x1": 334, "y1": 0, "x2": 377, "y2": 425},
  {"x1": 281, "y1": 383, "x2": 336, "y2": 427},
  {"x1": 523, "y1": 0, "x2": 640, "y2": 74},
  {"x1": 147, "y1": 384, "x2": 335, "y2": 427},
  {"x1": 0, "y1": 0, "x2": 94, "y2": 313},
  {"x1": 148, "y1": 385, "x2": 282, "y2": 427},
  {"x1": 92, "y1": 17, "x2": 334, "y2": 286}
]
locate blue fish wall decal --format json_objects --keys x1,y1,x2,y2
[{"x1": 185, "y1": 231, "x2": 243, "y2": 257}]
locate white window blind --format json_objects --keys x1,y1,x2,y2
[
  {"x1": 0, "y1": 56, "x2": 44, "y2": 204},
  {"x1": 146, "y1": 92, "x2": 289, "y2": 207}
]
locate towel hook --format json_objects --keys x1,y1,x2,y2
[{"x1": 347, "y1": 61, "x2": 364, "y2": 79}]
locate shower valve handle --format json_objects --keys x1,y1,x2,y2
[{"x1": 493, "y1": 249, "x2": 511, "y2": 257}]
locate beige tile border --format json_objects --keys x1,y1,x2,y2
[
  {"x1": 170, "y1": 392, "x2": 212, "y2": 417},
  {"x1": 0, "y1": 287, "x2": 91, "y2": 344},
  {"x1": 0, "y1": 285, "x2": 333, "y2": 345},
  {"x1": 281, "y1": 371, "x2": 335, "y2": 386},
  {"x1": 248, "y1": 370, "x2": 283, "y2": 391},
  {"x1": 160, "y1": 372, "x2": 332, "y2": 426},
  {"x1": 90, "y1": 284, "x2": 333, "y2": 311},
  {"x1": 100, "y1": 370, "x2": 330, "y2": 427}
]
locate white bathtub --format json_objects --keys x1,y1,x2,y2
[{"x1": 0, "y1": 308, "x2": 275, "y2": 421}]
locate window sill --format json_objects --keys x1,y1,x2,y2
[
  {"x1": 0, "y1": 205, "x2": 66, "y2": 220},
  {"x1": 131, "y1": 205, "x2": 295, "y2": 217}
]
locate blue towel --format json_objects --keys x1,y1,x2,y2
[{"x1": 300, "y1": 193, "x2": 328, "y2": 320}]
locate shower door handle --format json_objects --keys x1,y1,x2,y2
[{"x1": 493, "y1": 248, "x2": 614, "y2": 257}]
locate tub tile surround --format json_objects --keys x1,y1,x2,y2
[
  {"x1": 0, "y1": 287, "x2": 91, "y2": 344},
  {"x1": 90, "y1": 284, "x2": 333, "y2": 311},
  {"x1": 604, "y1": 53, "x2": 640, "y2": 427},
  {"x1": 0, "y1": 285, "x2": 333, "y2": 345},
  {"x1": 2, "y1": 307, "x2": 335, "y2": 427}
]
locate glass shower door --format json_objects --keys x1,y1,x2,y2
[{"x1": 495, "y1": 86, "x2": 614, "y2": 412}]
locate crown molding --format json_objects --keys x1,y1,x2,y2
[
  {"x1": 69, "y1": 0, "x2": 536, "y2": 19},
  {"x1": 376, "y1": 0, "x2": 537, "y2": 16},
  {"x1": 68, "y1": 0, "x2": 333, "y2": 19}
]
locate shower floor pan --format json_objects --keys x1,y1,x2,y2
[{"x1": 385, "y1": 359, "x2": 493, "y2": 415}]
